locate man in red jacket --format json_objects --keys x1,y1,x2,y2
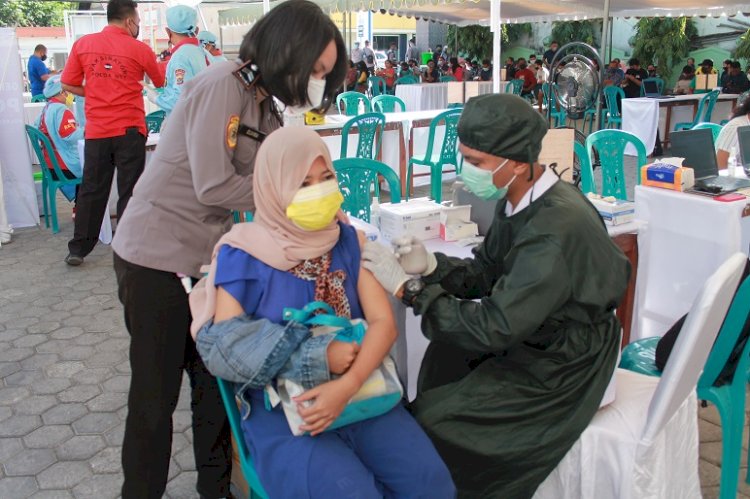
[{"x1": 61, "y1": 0, "x2": 164, "y2": 266}]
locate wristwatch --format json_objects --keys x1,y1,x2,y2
[{"x1": 401, "y1": 278, "x2": 425, "y2": 307}]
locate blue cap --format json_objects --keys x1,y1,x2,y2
[
  {"x1": 166, "y1": 5, "x2": 198, "y2": 36},
  {"x1": 43, "y1": 74, "x2": 62, "y2": 98},
  {"x1": 198, "y1": 31, "x2": 217, "y2": 46}
]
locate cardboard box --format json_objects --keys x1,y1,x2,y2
[
  {"x1": 640, "y1": 163, "x2": 695, "y2": 192},
  {"x1": 379, "y1": 198, "x2": 442, "y2": 242},
  {"x1": 439, "y1": 205, "x2": 478, "y2": 241},
  {"x1": 587, "y1": 196, "x2": 635, "y2": 226}
]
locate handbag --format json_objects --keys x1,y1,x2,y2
[{"x1": 265, "y1": 301, "x2": 403, "y2": 436}]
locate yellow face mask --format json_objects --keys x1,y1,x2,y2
[
  {"x1": 64, "y1": 93, "x2": 74, "y2": 108},
  {"x1": 286, "y1": 179, "x2": 343, "y2": 231}
]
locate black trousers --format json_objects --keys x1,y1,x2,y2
[
  {"x1": 114, "y1": 252, "x2": 231, "y2": 499},
  {"x1": 68, "y1": 128, "x2": 145, "y2": 258}
]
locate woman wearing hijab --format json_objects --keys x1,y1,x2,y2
[
  {"x1": 363, "y1": 94, "x2": 630, "y2": 498},
  {"x1": 110, "y1": 2, "x2": 348, "y2": 497},
  {"x1": 190, "y1": 127, "x2": 455, "y2": 498}
]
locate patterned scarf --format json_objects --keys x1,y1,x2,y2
[{"x1": 289, "y1": 251, "x2": 351, "y2": 318}]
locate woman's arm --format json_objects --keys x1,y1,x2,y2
[
  {"x1": 214, "y1": 286, "x2": 244, "y2": 322},
  {"x1": 717, "y1": 148, "x2": 730, "y2": 169}
]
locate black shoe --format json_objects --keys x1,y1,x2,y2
[{"x1": 65, "y1": 254, "x2": 83, "y2": 266}]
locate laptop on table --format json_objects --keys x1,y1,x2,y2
[
  {"x1": 737, "y1": 125, "x2": 750, "y2": 166},
  {"x1": 670, "y1": 128, "x2": 750, "y2": 194},
  {"x1": 642, "y1": 79, "x2": 674, "y2": 99}
]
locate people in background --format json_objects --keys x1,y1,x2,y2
[
  {"x1": 603, "y1": 59, "x2": 624, "y2": 87},
  {"x1": 35, "y1": 75, "x2": 84, "y2": 203},
  {"x1": 345, "y1": 60, "x2": 358, "y2": 91},
  {"x1": 110, "y1": 1, "x2": 347, "y2": 497},
  {"x1": 529, "y1": 54, "x2": 537, "y2": 66},
  {"x1": 720, "y1": 59, "x2": 732, "y2": 87},
  {"x1": 146, "y1": 5, "x2": 207, "y2": 115},
  {"x1": 696, "y1": 58, "x2": 718, "y2": 75},
  {"x1": 723, "y1": 61, "x2": 750, "y2": 95},
  {"x1": 399, "y1": 61, "x2": 410, "y2": 78},
  {"x1": 514, "y1": 58, "x2": 536, "y2": 97},
  {"x1": 646, "y1": 64, "x2": 660, "y2": 79},
  {"x1": 191, "y1": 127, "x2": 456, "y2": 499},
  {"x1": 505, "y1": 57, "x2": 516, "y2": 80},
  {"x1": 433, "y1": 44, "x2": 443, "y2": 66},
  {"x1": 408, "y1": 59, "x2": 422, "y2": 78},
  {"x1": 716, "y1": 91, "x2": 750, "y2": 168},
  {"x1": 535, "y1": 61, "x2": 549, "y2": 93},
  {"x1": 673, "y1": 65, "x2": 695, "y2": 95},
  {"x1": 362, "y1": 93, "x2": 629, "y2": 498},
  {"x1": 480, "y1": 59, "x2": 492, "y2": 81},
  {"x1": 687, "y1": 57, "x2": 696, "y2": 70},
  {"x1": 377, "y1": 59, "x2": 396, "y2": 91},
  {"x1": 622, "y1": 58, "x2": 647, "y2": 98},
  {"x1": 198, "y1": 30, "x2": 227, "y2": 63},
  {"x1": 406, "y1": 37, "x2": 420, "y2": 62},
  {"x1": 355, "y1": 60, "x2": 369, "y2": 92},
  {"x1": 350, "y1": 41, "x2": 363, "y2": 66},
  {"x1": 422, "y1": 59, "x2": 439, "y2": 83},
  {"x1": 387, "y1": 41, "x2": 398, "y2": 63},
  {"x1": 362, "y1": 40, "x2": 375, "y2": 75},
  {"x1": 450, "y1": 56, "x2": 464, "y2": 81},
  {"x1": 61, "y1": 0, "x2": 164, "y2": 267},
  {"x1": 28, "y1": 44, "x2": 59, "y2": 98},
  {"x1": 543, "y1": 40, "x2": 559, "y2": 67},
  {"x1": 437, "y1": 56, "x2": 447, "y2": 72}
]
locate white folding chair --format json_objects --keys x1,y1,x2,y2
[{"x1": 534, "y1": 252, "x2": 746, "y2": 499}]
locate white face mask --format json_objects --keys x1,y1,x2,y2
[{"x1": 286, "y1": 77, "x2": 326, "y2": 115}]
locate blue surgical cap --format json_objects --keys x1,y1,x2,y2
[
  {"x1": 198, "y1": 30, "x2": 217, "y2": 46},
  {"x1": 166, "y1": 5, "x2": 198, "y2": 36},
  {"x1": 43, "y1": 74, "x2": 62, "y2": 98}
]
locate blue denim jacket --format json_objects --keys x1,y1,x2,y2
[{"x1": 195, "y1": 314, "x2": 335, "y2": 416}]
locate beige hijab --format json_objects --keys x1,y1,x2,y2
[{"x1": 189, "y1": 127, "x2": 342, "y2": 337}]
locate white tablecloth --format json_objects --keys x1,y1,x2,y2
[
  {"x1": 621, "y1": 98, "x2": 659, "y2": 156},
  {"x1": 631, "y1": 185, "x2": 750, "y2": 341},
  {"x1": 396, "y1": 82, "x2": 508, "y2": 112}
]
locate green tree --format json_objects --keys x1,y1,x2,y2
[
  {"x1": 0, "y1": 1, "x2": 74, "y2": 28},
  {"x1": 446, "y1": 23, "x2": 531, "y2": 62},
  {"x1": 550, "y1": 20, "x2": 602, "y2": 48},
  {"x1": 631, "y1": 18, "x2": 697, "y2": 81},
  {"x1": 735, "y1": 29, "x2": 750, "y2": 60}
]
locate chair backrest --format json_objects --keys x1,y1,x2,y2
[
  {"x1": 574, "y1": 140, "x2": 596, "y2": 194},
  {"x1": 145, "y1": 110, "x2": 166, "y2": 134},
  {"x1": 603, "y1": 86, "x2": 625, "y2": 119},
  {"x1": 215, "y1": 378, "x2": 269, "y2": 499},
  {"x1": 700, "y1": 89, "x2": 721, "y2": 123},
  {"x1": 640, "y1": 77, "x2": 665, "y2": 96},
  {"x1": 340, "y1": 112, "x2": 385, "y2": 161},
  {"x1": 698, "y1": 271, "x2": 750, "y2": 390},
  {"x1": 585, "y1": 129, "x2": 647, "y2": 200},
  {"x1": 439, "y1": 75, "x2": 457, "y2": 83},
  {"x1": 692, "y1": 122, "x2": 723, "y2": 144},
  {"x1": 423, "y1": 108, "x2": 463, "y2": 168},
  {"x1": 642, "y1": 253, "x2": 746, "y2": 443},
  {"x1": 333, "y1": 157, "x2": 401, "y2": 223},
  {"x1": 31, "y1": 94, "x2": 46, "y2": 103},
  {"x1": 394, "y1": 75, "x2": 418, "y2": 86},
  {"x1": 368, "y1": 76, "x2": 387, "y2": 97},
  {"x1": 336, "y1": 92, "x2": 370, "y2": 116},
  {"x1": 506, "y1": 79, "x2": 524, "y2": 95},
  {"x1": 372, "y1": 95, "x2": 406, "y2": 113},
  {"x1": 25, "y1": 124, "x2": 69, "y2": 183}
]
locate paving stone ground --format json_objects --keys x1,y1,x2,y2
[{"x1": 0, "y1": 176, "x2": 747, "y2": 498}]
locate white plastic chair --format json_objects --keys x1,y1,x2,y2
[{"x1": 534, "y1": 252, "x2": 746, "y2": 499}]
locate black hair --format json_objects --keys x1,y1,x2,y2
[
  {"x1": 34, "y1": 44, "x2": 46, "y2": 53},
  {"x1": 628, "y1": 58, "x2": 640, "y2": 67},
  {"x1": 449, "y1": 57, "x2": 459, "y2": 67},
  {"x1": 550, "y1": 40, "x2": 559, "y2": 46},
  {"x1": 238, "y1": 0, "x2": 347, "y2": 111},
  {"x1": 679, "y1": 65, "x2": 695, "y2": 80},
  {"x1": 731, "y1": 61, "x2": 742, "y2": 69},
  {"x1": 529, "y1": 54, "x2": 536, "y2": 58},
  {"x1": 724, "y1": 59, "x2": 732, "y2": 65},
  {"x1": 107, "y1": 0, "x2": 137, "y2": 22},
  {"x1": 356, "y1": 60, "x2": 368, "y2": 72},
  {"x1": 732, "y1": 92, "x2": 750, "y2": 119},
  {"x1": 482, "y1": 59, "x2": 490, "y2": 65}
]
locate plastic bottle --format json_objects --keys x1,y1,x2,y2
[
  {"x1": 728, "y1": 146, "x2": 738, "y2": 177},
  {"x1": 357, "y1": 99, "x2": 365, "y2": 115}
]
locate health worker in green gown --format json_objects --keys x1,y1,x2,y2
[{"x1": 362, "y1": 93, "x2": 631, "y2": 499}]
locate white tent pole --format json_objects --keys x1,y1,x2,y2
[
  {"x1": 491, "y1": 0, "x2": 501, "y2": 93},
  {"x1": 263, "y1": 0, "x2": 270, "y2": 15},
  {"x1": 600, "y1": 0, "x2": 611, "y2": 68}
]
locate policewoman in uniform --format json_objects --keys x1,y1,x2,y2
[
  {"x1": 111, "y1": 1, "x2": 347, "y2": 497},
  {"x1": 363, "y1": 94, "x2": 630, "y2": 498}
]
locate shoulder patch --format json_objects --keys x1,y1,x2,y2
[
  {"x1": 175, "y1": 68, "x2": 186, "y2": 85},
  {"x1": 226, "y1": 115, "x2": 240, "y2": 149}
]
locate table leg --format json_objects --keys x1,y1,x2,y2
[
  {"x1": 613, "y1": 232, "x2": 638, "y2": 348},
  {"x1": 398, "y1": 122, "x2": 407, "y2": 199},
  {"x1": 408, "y1": 125, "x2": 415, "y2": 198}
]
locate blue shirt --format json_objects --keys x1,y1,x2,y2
[
  {"x1": 214, "y1": 223, "x2": 363, "y2": 323},
  {"x1": 28, "y1": 55, "x2": 50, "y2": 97},
  {"x1": 156, "y1": 42, "x2": 207, "y2": 115}
]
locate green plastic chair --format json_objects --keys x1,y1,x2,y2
[
  {"x1": 692, "y1": 122, "x2": 723, "y2": 143},
  {"x1": 640, "y1": 77, "x2": 665, "y2": 96},
  {"x1": 336, "y1": 91, "x2": 370, "y2": 117},
  {"x1": 407, "y1": 108, "x2": 462, "y2": 203},
  {"x1": 371, "y1": 95, "x2": 406, "y2": 113},
  {"x1": 505, "y1": 79, "x2": 524, "y2": 95},
  {"x1": 394, "y1": 75, "x2": 418, "y2": 86},
  {"x1": 574, "y1": 140, "x2": 596, "y2": 194},
  {"x1": 542, "y1": 83, "x2": 566, "y2": 128},
  {"x1": 585, "y1": 129, "x2": 646, "y2": 200},
  {"x1": 368, "y1": 76, "x2": 387, "y2": 97},
  {"x1": 31, "y1": 94, "x2": 46, "y2": 103},
  {"x1": 674, "y1": 89, "x2": 720, "y2": 131},
  {"x1": 439, "y1": 75, "x2": 456, "y2": 82},
  {"x1": 145, "y1": 110, "x2": 166, "y2": 134},
  {"x1": 602, "y1": 86, "x2": 625, "y2": 129},
  {"x1": 215, "y1": 378, "x2": 269, "y2": 499},
  {"x1": 333, "y1": 158, "x2": 401, "y2": 223},
  {"x1": 620, "y1": 274, "x2": 750, "y2": 499},
  {"x1": 340, "y1": 112, "x2": 385, "y2": 161},
  {"x1": 25, "y1": 125, "x2": 82, "y2": 234}
]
